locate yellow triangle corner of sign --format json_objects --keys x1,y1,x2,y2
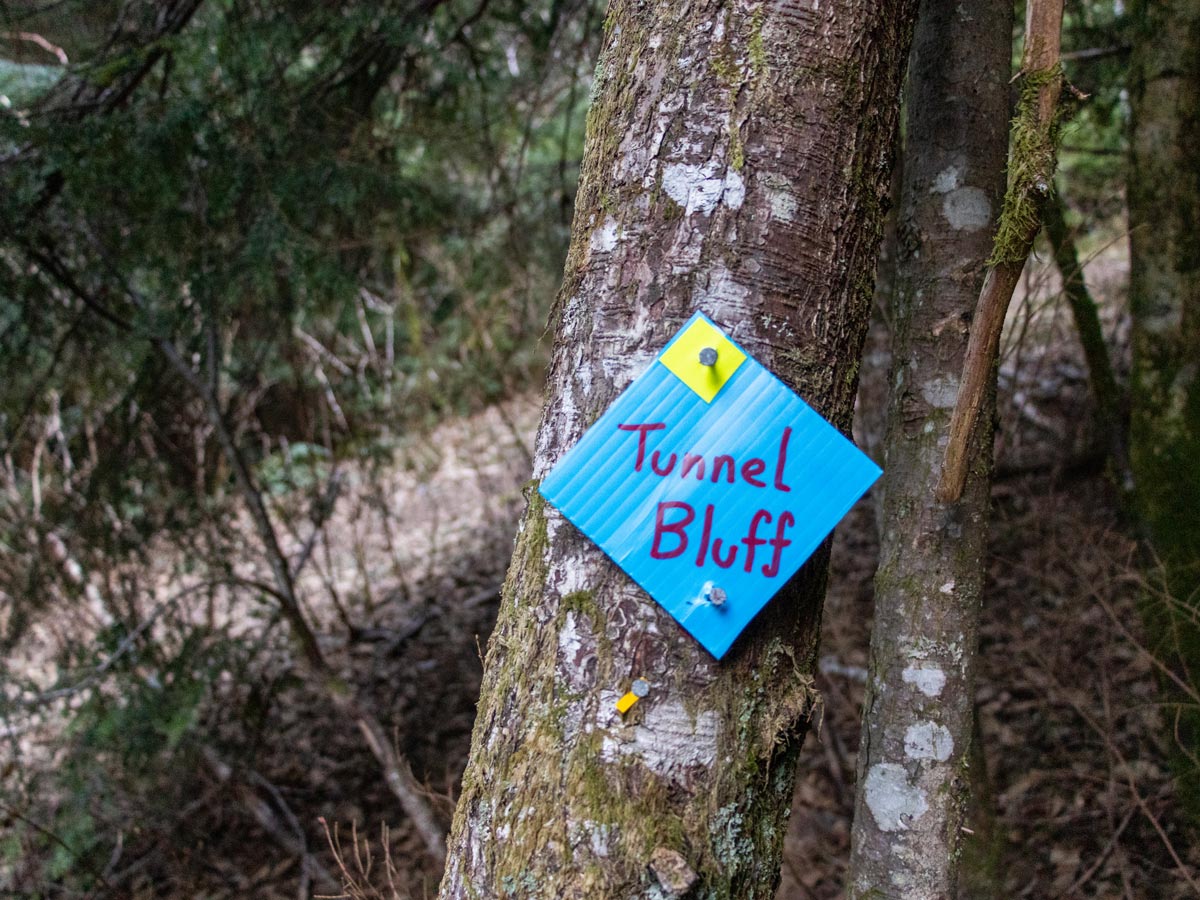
[{"x1": 659, "y1": 317, "x2": 746, "y2": 403}]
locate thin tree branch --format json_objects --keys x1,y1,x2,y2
[
  {"x1": 0, "y1": 30, "x2": 68, "y2": 64},
  {"x1": 1062, "y1": 44, "x2": 1130, "y2": 63}
]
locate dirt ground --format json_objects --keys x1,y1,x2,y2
[{"x1": 780, "y1": 242, "x2": 1199, "y2": 899}]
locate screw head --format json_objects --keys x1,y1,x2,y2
[
  {"x1": 698, "y1": 347, "x2": 718, "y2": 366},
  {"x1": 631, "y1": 678, "x2": 650, "y2": 698},
  {"x1": 710, "y1": 587, "x2": 727, "y2": 607}
]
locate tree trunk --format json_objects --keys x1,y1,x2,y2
[
  {"x1": 437, "y1": 1, "x2": 918, "y2": 897},
  {"x1": 847, "y1": 0, "x2": 1011, "y2": 896},
  {"x1": 856, "y1": 142, "x2": 904, "y2": 477},
  {"x1": 1127, "y1": 0, "x2": 1200, "y2": 818},
  {"x1": 1043, "y1": 192, "x2": 1130, "y2": 489},
  {"x1": 935, "y1": 0, "x2": 1064, "y2": 502}
]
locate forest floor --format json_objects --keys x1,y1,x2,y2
[
  {"x1": 7, "y1": 237, "x2": 1200, "y2": 898},
  {"x1": 777, "y1": 240, "x2": 1200, "y2": 898}
]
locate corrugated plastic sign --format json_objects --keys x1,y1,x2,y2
[{"x1": 540, "y1": 312, "x2": 881, "y2": 659}]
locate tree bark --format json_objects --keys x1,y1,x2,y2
[
  {"x1": 856, "y1": 142, "x2": 904, "y2": 478},
  {"x1": 1127, "y1": 0, "x2": 1200, "y2": 818},
  {"x1": 935, "y1": 0, "x2": 1065, "y2": 502},
  {"x1": 437, "y1": 1, "x2": 917, "y2": 897},
  {"x1": 847, "y1": 0, "x2": 1011, "y2": 896}
]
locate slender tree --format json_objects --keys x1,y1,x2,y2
[
  {"x1": 847, "y1": 0, "x2": 1010, "y2": 895},
  {"x1": 1043, "y1": 191, "x2": 1130, "y2": 486},
  {"x1": 438, "y1": 0, "x2": 918, "y2": 896},
  {"x1": 937, "y1": 0, "x2": 1065, "y2": 502},
  {"x1": 1127, "y1": 0, "x2": 1200, "y2": 816}
]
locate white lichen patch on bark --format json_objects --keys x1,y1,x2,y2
[
  {"x1": 591, "y1": 216, "x2": 622, "y2": 254},
  {"x1": 941, "y1": 187, "x2": 992, "y2": 232},
  {"x1": 919, "y1": 374, "x2": 960, "y2": 408},
  {"x1": 549, "y1": 543, "x2": 600, "y2": 599},
  {"x1": 932, "y1": 164, "x2": 960, "y2": 193},
  {"x1": 1139, "y1": 304, "x2": 1184, "y2": 335},
  {"x1": 661, "y1": 162, "x2": 745, "y2": 215},
  {"x1": 762, "y1": 170, "x2": 800, "y2": 223},
  {"x1": 901, "y1": 665, "x2": 946, "y2": 697},
  {"x1": 568, "y1": 820, "x2": 612, "y2": 859},
  {"x1": 903, "y1": 721, "x2": 954, "y2": 761},
  {"x1": 930, "y1": 161, "x2": 991, "y2": 231},
  {"x1": 863, "y1": 763, "x2": 929, "y2": 832},
  {"x1": 601, "y1": 699, "x2": 719, "y2": 785},
  {"x1": 694, "y1": 265, "x2": 753, "y2": 328},
  {"x1": 557, "y1": 611, "x2": 600, "y2": 700},
  {"x1": 769, "y1": 189, "x2": 799, "y2": 221},
  {"x1": 559, "y1": 611, "x2": 585, "y2": 661}
]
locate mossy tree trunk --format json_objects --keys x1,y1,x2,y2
[
  {"x1": 437, "y1": 1, "x2": 917, "y2": 897},
  {"x1": 847, "y1": 0, "x2": 1011, "y2": 896},
  {"x1": 1128, "y1": 0, "x2": 1200, "y2": 817},
  {"x1": 1043, "y1": 192, "x2": 1130, "y2": 488}
]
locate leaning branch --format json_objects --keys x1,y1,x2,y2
[{"x1": 936, "y1": 0, "x2": 1066, "y2": 502}]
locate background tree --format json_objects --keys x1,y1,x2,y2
[
  {"x1": 846, "y1": 0, "x2": 1011, "y2": 895},
  {"x1": 1127, "y1": 0, "x2": 1200, "y2": 817},
  {"x1": 437, "y1": 0, "x2": 918, "y2": 896}
]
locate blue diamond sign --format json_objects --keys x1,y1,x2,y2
[{"x1": 540, "y1": 312, "x2": 881, "y2": 659}]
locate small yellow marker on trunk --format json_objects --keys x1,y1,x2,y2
[{"x1": 616, "y1": 678, "x2": 651, "y2": 715}]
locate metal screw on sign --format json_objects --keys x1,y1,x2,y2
[
  {"x1": 698, "y1": 346, "x2": 718, "y2": 366},
  {"x1": 700, "y1": 581, "x2": 726, "y2": 608}
]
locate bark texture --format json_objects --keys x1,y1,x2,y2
[
  {"x1": 856, "y1": 143, "x2": 904, "y2": 477},
  {"x1": 936, "y1": 0, "x2": 1064, "y2": 502},
  {"x1": 1128, "y1": 0, "x2": 1200, "y2": 816},
  {"x1": 847, "y1": 1, "x2": 1011, "y2": 896},
  {"x1": 437, "y1": 1, "x2": 917, "y2": 897}
]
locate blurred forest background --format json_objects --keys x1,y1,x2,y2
[{"x1": 0, "y1": 0, "x2": 1195, "y2": 897}]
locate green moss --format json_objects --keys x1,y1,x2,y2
[
  {"x1": 559, "y1": 588, "x2": 613, "y2": 665},
  {"x1": 561, "y1": 588, "x2": 599, "y2": 620},
  {"x1": 844, "y1": 354, "x2": 861, "y2": 388},
  {"x1": 710, "y1": 53, "x2": 739, "y2": 84},
  {"x1": 729, "y1": 131, "x2": 745, "y2": 171},
  {"x1": 748, "y1": 7, "x2": 767, "y2": 78},
  {"x1": 522, "y1": 482, "x2": 550, "y2": 582},
  {"x1": 565, "y1": 733, "x2": 688, "y2": 883},
  {"x1": 781, "y1": 344, "x2": 835, "y2": 401},
  {"x1": 709, "y1": 8, "x2": 764, "y2": 174},
  {"x1": 988, "y1": 64, "x2": 1063, "y2": 266}
]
